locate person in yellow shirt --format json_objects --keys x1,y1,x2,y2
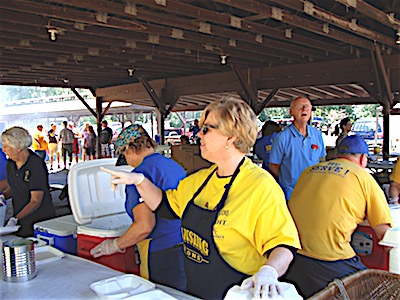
[
  {"x1": 32, "y1": 124, "x2": 48, "y2": 160},
  {"x1": 101, "y1": 98, "x2": 301, "y2": 299},
  {"x1": 285, "y1": 135, "x2": 393, "y2": 298},
  {"x1": 388, "y1": 159, "x2": 400, "y2": 205}
]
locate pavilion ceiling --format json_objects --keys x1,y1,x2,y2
[{"x1": 0, "y1": 0, "x2": 399, "y2": 112}]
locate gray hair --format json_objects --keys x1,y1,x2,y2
[{"x1": 1, "y1": 126, "x2": 32, "y2": 150}]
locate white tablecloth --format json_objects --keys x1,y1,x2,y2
[
  {"x1": 0, "y1": 235, "x2": 199, "y2": 300},
  {"x1": 0, "y1": 253, "x2": 122, "y2": 300}
]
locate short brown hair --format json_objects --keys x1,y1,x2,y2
[{"x1": 199, "y1": 97, "x2": 258, "y2": 153}]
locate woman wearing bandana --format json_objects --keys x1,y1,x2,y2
[
  {"x1": 90, "y1": 124, "x2": 186, "y2": 292},
  {"x1": 102, "y1": 98, "x2": 301, "y2": 299}
]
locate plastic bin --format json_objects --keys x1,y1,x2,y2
[
  {"x1": 34, "y1": 214, "x2": 78, "y2": 255},
  {"x1": 68, "y1": 158, "x2": 139, "y2": 275}
]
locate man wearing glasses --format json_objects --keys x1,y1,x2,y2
[{"x1": 269, "y1": 96, "x2": 326, "y2": 200}]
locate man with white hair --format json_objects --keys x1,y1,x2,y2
[
  {"x1": 269, "y1": 96, "x2": 326, "y2": 200},
  {"x1": 68, "y1": 121, "x2": 81, "y2": 164}
]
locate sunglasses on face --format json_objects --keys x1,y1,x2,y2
[{"x1": 201, "y1": 123, "x2": 219, "y2": 135}]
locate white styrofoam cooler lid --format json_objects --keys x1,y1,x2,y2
[
  {"x1": 34, "y1": 214, "x2": 78, "y2": 236},
  {"x1": 68, "y1": 158, "x2": 133, "y2": 225}
]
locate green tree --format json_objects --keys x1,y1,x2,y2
[{"x1": 0, "y1": 85, "x2": 87, "y2": 102}]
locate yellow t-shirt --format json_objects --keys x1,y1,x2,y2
[
  {"x1": 166, "y1": 157, "x2": 301, "y2": 274},
  {"x1": 32, "y1": 130, "x2": 48, "y2": 151},
  {"x1": 390, "y1": 159, "x2": 400, "y2": 183},
  {"x1": 289, "y1": 158, "x2": 393, "y2": 261}
]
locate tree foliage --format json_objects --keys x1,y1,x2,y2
[
  {"x1": 262, "y1": 104, "x2": 381, "y2": 125},
  {"x1": 0, "y1": 85, "x2": 87, "y2": 102},
  {"x1": 0, "y1": 85, "x2": 383, "y2": 127}
]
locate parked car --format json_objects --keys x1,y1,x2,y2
[
  {"x1": 311, "y1": 117, "x2": 329, "y2": 135},
  {"x1": 165, "y1": 131, "x2": 182, "y2": 145},
  {"x1": 352, "y1": 117, "x2": 383, "y2": 146},
  {"x1": 276, "y1": 118, "x2": 292, "y2": 129},
  {"x1": 155, "y1": 128, "x2": 182, "y2": 144}
]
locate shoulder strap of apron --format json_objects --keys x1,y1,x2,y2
[
  {"x1": 189, "y1": 167, "x2": 217, "y2": 202},
  {"x1": 216, "y1": 157, "x2": 245, "y2": 210}
]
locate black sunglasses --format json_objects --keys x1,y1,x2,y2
[{"x1": 201, "y1": 124, "x2": 218, "y2": 135}]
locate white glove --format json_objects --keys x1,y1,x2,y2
[
  {"x1": 6, "y1": 217, "x2": 18, "y2": 227},
  {"x1": 100, "y1": 167, "x2": 145, "y2": 191},
  {"x1": 0, "y1": 194, "x2": 5, "y2": 206},
  {"x1": 389, "y1": 197, "x2": 399, "y2": 204},
  {"x1": 240, "y1": 265, "x2": 281, "y2": 299},
  {"x1": 89, "y1": 238, "x2": 125, "y2": 258}
]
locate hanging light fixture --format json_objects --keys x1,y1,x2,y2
[
  {"x1": 220, "y1": 54, "x2": 228, "y2": 65},
  {"x1": 127, "y1": 68, "x2": 135, "y2": 76}
]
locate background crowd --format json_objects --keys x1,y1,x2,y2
[{"x1": 0, "y1": 96, "x2": 396, "y2": 299}]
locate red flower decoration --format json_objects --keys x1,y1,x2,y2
[{"x1": 311, "y1": 144, "x2": 318, "y2": 150}]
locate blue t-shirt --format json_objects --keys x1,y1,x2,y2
[
  {"x1": 0, "y1": 148, "x2": 7, "y2": 181},
  {"x1": 125, "y1": 152, "x2": 186, "y2": 252},
  {"x1": 269, "y1": 124, "x2": 326, "y2": 200},
  {"x1": 254, "y1": 132, "x2": 278, "y2": 171}
]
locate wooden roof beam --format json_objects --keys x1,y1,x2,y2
[
  {"x1": 336, "y1": 0, "x2": 400, "y2": 31},
  {"x1": 214, "y1": 0, "x2": 373, "y2": 50},
  {"x1": 231, "y1": 64, "x2": 259, "y2": 110},
  {"x1": 270, "y1": 0, "x2": 395, "y2": 46},
  {"x1": 128, "y1": 0, "x2": 347, "y2": 57}
]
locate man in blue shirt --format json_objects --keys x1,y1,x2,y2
[
  {"x1": 189, "y1": 119, "x2": 200, "y2": 144},
  {"x1": 269, "y1": 96, "x2": 326, "y2": 200},
  {"x1": 254, "y1": 121, "x2": 281, "y2": 172}
]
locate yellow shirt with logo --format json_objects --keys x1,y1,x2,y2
[
  {"x1": 166, "y1": 157, "x2": 301, "y2": 275},
  {"x1": 289, "y1": 158, "x2": 393, "y2": 261}
]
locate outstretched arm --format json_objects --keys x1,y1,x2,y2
[
  {"x1": 101, "y1": 167, "x2": 163, "y2": 211},
  {"x1": 389, "y1": 181, "x2": 400, "y2": 204}
]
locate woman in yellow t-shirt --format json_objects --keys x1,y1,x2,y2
[{"x1": 101, "y1": 98, "x2": 300, "y2": 299}]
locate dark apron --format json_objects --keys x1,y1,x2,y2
[{"x1": 181, "y1": 158, "x2": 247, "y2": 299}]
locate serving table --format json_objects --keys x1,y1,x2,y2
[{"x1": 0, "y1": 234, "x2": 198, "y2": 300}]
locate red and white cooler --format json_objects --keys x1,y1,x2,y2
[
  {"x1": 351, "y1": 205, "x2": 400, "y2": 271},
  {"x1": 68, "y1": 158, "x2": 139, "y2": 275}
]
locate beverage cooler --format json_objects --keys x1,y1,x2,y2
[
  {"x1": 351, "y1": 206, "x2": 400, "y2": 271},
  {"x1": 68, "y1": 158, "x2": 139, "y2": 275},
  {"x1": 34, "y1": 214, "x2": 78, "y2": 255}
]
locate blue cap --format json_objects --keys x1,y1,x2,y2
[{"x1": 337, "y1": 135, "x2": 374, "y2": 160}]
